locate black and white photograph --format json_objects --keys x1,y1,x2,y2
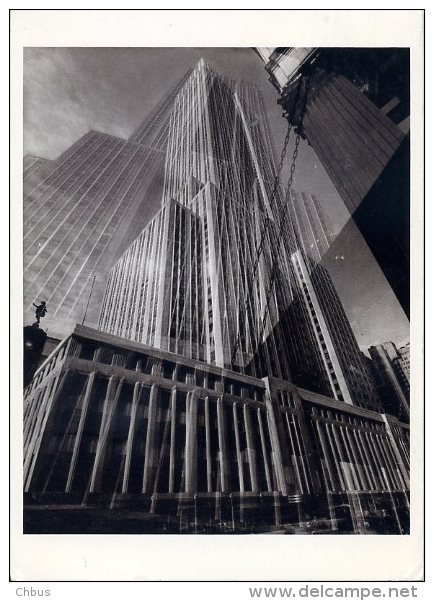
[{"x1": 11, "y1": 8, "x2": 424, "y2": 583}]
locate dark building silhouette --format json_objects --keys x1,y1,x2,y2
[
  {"x1": 367, "y1": 342, "x2": 410, "y2": 422},
  {"x1": 23, "y1": 325, "x2": 47, "y2": 387},
  {"x1": 255, "y1": 48, "x2": 410, "y2": 318}
]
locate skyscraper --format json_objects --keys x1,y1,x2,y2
[
  {"x1": 287, "y1": 191, "x2": 334, "y2": 263},
  {"x1": 291, "y1": 250, "x2": 381, "y2": 411},
  {"x1": 396, "y1": 342, "x2": 410, "y2": 388},
  {"x1": 23, "y1": 133, "x2": 166, "y2": 336},
  {"x1": 255, "y1": 47, "x2": 410, "y2": 318},
  {"x1": 99, "y1": 59, "x2": 296, "y2": 381},
  {"x1": 368, "y1": 341, "x2": 410, "y2": 421},
  {"x1": 255, "y1": 48, "x2": 409, "y2": 213},
  {"x1": 99, "y1": 59, "x2": 380, "y2": 412},
  {"x1": 22, "y1": 71, "x2": 192, "y2": 337}
]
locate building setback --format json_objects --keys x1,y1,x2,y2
[{"x1": 24, "y1": 325, "x2": 409, "y2": 534}]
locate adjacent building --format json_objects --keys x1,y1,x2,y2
[
  {"x1": 22, "y1": 71, "x2": 193, "y2": 337},
  {"x1": 23, "y1": 324, "x2": 47, "y2": 387},
  {"x1": 368, "y1": 341, "x2": 410, "y2": 422},
  {"x1": 396, "y1": 342, "x2": 410, "y2": 388},
  {"x1": 23, "y1": 133, "x2": 166, "y2": 337},
  {"x1": 291, "y1": 250, "x2": 381, "y2": 411},
  {"x1": 254, "y1": 47, "x2": 410, "y2": 318}
]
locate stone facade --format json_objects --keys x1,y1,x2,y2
[{"x1": 24, "y1": 325, "x2": 409, "y2": 533}]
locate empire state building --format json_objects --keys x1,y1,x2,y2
[{"x1": 99, "y1": 59, "x2": 378, "y2": 410}]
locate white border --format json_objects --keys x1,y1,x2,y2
[{"x1": 10, "y1": 9, "x2": 424, "y2": 582}]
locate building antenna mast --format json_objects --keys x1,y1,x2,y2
[{"x1": 82, "y1": 275, "x2": 96, "y2": 326}]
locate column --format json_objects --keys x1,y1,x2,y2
[
  {"x1": 325, "y1": 422, "x2": 345, "y2": 490},
  {"x1": 205, "y1": 396, "x2": 212, "y2": 493},
  {"x1": 89, "y1": 377, "x2": 124, "y2": 493},
  {"x1": 264, "y1": 392, "x2": 289, "y2": 496},
  {"x1": 65, "y1": 372, "x2": 96, "y2": 493},
  {"x1": 381, "y1": 415, "x2": 410, "y2": 489},
  {"x1": 244, "y1": 404, "x2": 259, "y2": 492},
  {"x1": 233, "y1": 403, "x2": 245, "y2": 492},
  {"x1": 376, "y1": 433, "x2": 399, "y2": 489},
  {"x1": 330, "y1": 423, "x2": 353, "y2": 490},
  {"x1": 24, "y1": 369, "x2": 67, "y2": 491},
  {"x1": 347, "y1": 426, "x2": 371, "y2": 490},
  {"x1": 339, "y1": 425, "x2": 361, "y2": 490},
  {"x1": 365, "y1": 430, "x2": 387, "y2": 489},
  {"x1": 257, "y1": 408, "x2": 272, "y2": 491},
  {"x1": 290, "y1": 412, "x2": 311, "y2": 494},
  {"x1": 284, "y1": 412, "x2": 304, "y2": 493},
  {"x1": 217, "y1": 398, "x2": 230, "y2": 492},
  {"x1": 185, "y1": 390, "x2": 198, "y2": 493},
  {"x1": 357, "y1": 429, "x2": 378, "y2": 490},
  {"x1": 142, "y1": 384, "x2": 159, "y2": 493},
  {"x1": 168, "y1": 388, "x2": 177, "y2": 493},
  {"x1": 121, "y1": 381, "x2": 141, "y2": 494},
  {"x1": 315, "y1": 418, "x2": 339, "y2": 492}
]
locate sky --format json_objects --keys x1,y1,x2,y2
[{"x1": 23, "y1": 47, "x2": 409, "y2": 351}]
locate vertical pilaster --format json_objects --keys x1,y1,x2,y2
[
  {"x1": 359, "y1": 429, "x2": 381, "y2": 489},
  {"x1": 365, "y1": 431, "x2": 387, "y2": 490},
  {"x1": 353, "y1": 427, "x2": 375, "y2": 489},
  {"x1": 345, "y1": 426, "x2": 368, "y2": 490},
  {"x1": 315, "y1": 418, "x2": 339, "y2": 492},
  {"x1": 232, "y1": 403, "x2": 245, "y2": 492},
  {"x1": 244, "y1": 404, "x2": 259, "y2": 492},
  {"x1": 168, "y1": 388, "x2": 177, "y2": 493},
  {"x1": 325, "y1": 422, "x2": 345, "y2": 490},
  {"x1": 217, "y1": 398, "x2": 230, "y2": 492},
  {"x1": 381, "y1": 415, "x2": 410, "y2": 489},
  {"x1": 205, "y1": 396, "x2": 212, "y2": 492},
  {"x1": 142, "y1": 384, "x2": 159, "y2": 493},
  {"x1": 121, "y1": 381, "x2": 141, "y2": 493},
  {"x1": 185, "y1": 390, "x2": 198, "y2": 493},
  {"x1": 292, "y1": 387, "x2": 320, "y2": 493},
  {"x1": 89, "y1": 376, "x2": 124, "y2": 493},
  {"x1": 264, "y1": 386, "x2": 290, "y2": 495},
  {"x1": 24, "y1": 369, "x2": 67, "y2": 491},
  {"x1": 66, "y1": 372, "x2": 96, "y2": 492},
  {"x1": 257, "y1": 408, "x2": 272, "y2": 491},
  {"x1": 339, "y1": 425, "x2": 361, "y2": 490}
]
